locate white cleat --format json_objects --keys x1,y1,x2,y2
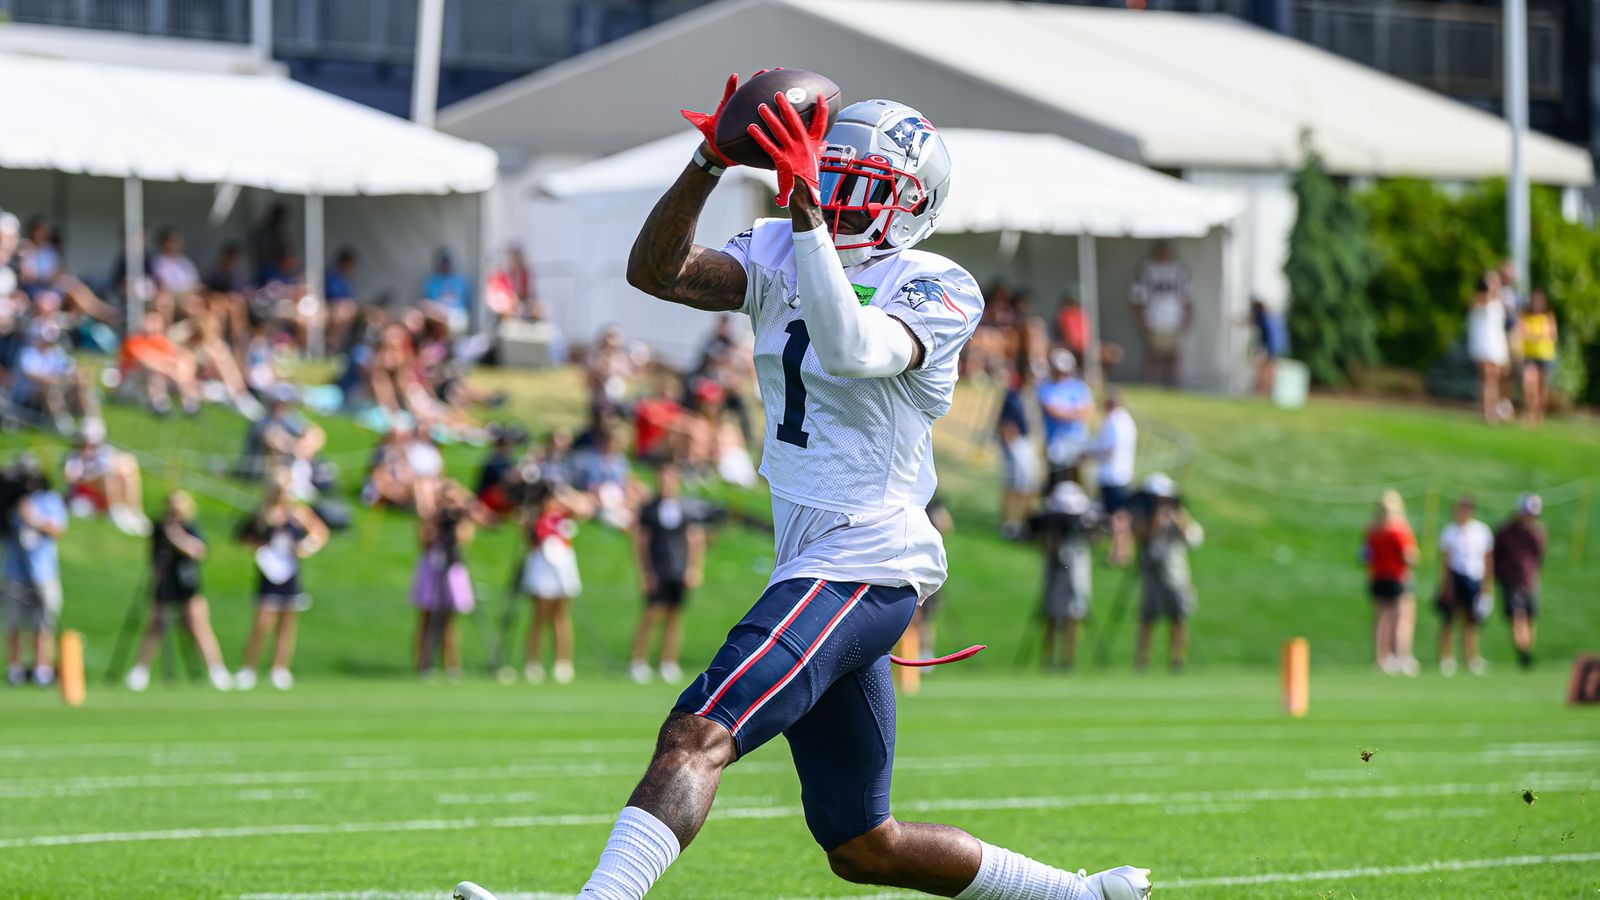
[
  {"x1": 269, "y1": 667, "x2": 294, "y2": 691},
  {"x1": 234, "y1": 668, "x2": 258, "y2": 691},
  {"x1": 452, "y1": 881, "x2": 499, "y2": 900},
  {"x1": 630, "y1": 660, "x2": 653, "y2": 684},
  {"x1": 1085, "y1": 865, "x2": 1152, "y2": 900},
  {"x1": 125, "y1": 664, "x2": 150, "y2": 692}
]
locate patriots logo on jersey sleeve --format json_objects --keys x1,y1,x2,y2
[{"x1": 898, "y1": 279, "x2": 968, "y2": 325}]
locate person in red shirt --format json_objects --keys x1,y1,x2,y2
[
  {"x1": 632, "y1": 376, "x2": 684, "y2": 463},
  {"x1": 1056, "y1": 293, "x2": 1087, "y2": 359},
  {"x1": 1363, "y1": 490, "x2": 1419, "y2": 675}
]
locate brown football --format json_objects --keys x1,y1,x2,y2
[{"x1": 713, "y1": 68, "x2": 842, "y2": 169}]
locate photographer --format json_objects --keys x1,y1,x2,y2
[
  {"x1": 125, "y1": 491, "x2": 232, "y2": 692},
  {"x1": 1133, "y1": 474, "x2": 1202, "y2": 672},
  {"x1": 1031, "y1": 481, "x2": 1101, "y2": 669},
  {"x1": 412, "y1": 480, "x2": 491, "y2": 678},
  {"x1": 628, "y1": 463, "x2": 707, "y2": 684},
  {"x1": 475, "y1": 423, "x2": 528, "y2": 518},
  {"x1": 235, "y1": 469, "x2": 329, "y2": 691},
  {"x1": 4, "y1": 464, "x2": 66, "y2": 687}
]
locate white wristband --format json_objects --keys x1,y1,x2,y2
[{"x1": 692, "y1": 146, "x2": 726, "y2": 178}]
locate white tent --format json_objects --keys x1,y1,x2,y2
[
  {"x1": 0, "y1": 53, "x2": 499, "y2": 341},
  {"x1": 534, "y1": 129, "x2": 1246, "y2": 389},
  {"x1": 445, "y1": 0, "x2": 1592, "y2": 185},
  {"x1": 444, "y1": 0, "x2": 1593, "y2": 330}
]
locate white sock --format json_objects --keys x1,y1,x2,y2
[
  {"x1": 576, "y1": 806, "x2": 681, "y2": 900},
  {"x1": 957, "y1": 841, "x2": 1089, "y2": 900}
]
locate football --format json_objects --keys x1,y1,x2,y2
[{"x1": 713, "y1": 68, "x2": 842, "y2": 169}]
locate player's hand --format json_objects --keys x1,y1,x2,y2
[
  {"x1": 686, "y1": 568, "x2": 703, "y2": 590},
  {"x1": 681, "y1": 70, "x2": 778, "y2": 168},
  {"x1": 748, "y1": 91, "x2": 829, "y2": 207}
]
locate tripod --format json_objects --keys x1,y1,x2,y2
[{"x1": 102, "y1": 572, "x2": 204, "y2": 685}]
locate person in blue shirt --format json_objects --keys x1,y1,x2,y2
[
  {"x1": 325, "y1": 247, "x2": 361, "y2": 351},
  {"x1": 1249, "y1": 297, "x2": 1289, "y2": 395},
  {"x1": 1036, "y1": 348, "x2": 1094, "y2": 482},
  {"x1": 4, "y1": 467, "x2": 67, "y2": 687},
  {"x1": 423, "y1": 249, "x2": 473, "y2": 333}
]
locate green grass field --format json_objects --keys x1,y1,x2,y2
[
  {"x1": 4, "y1": 367, "x2": 1600, "y2": 898},
  {"x1": 5, "y1": 671, "x2": 1598, "y2": 899}
]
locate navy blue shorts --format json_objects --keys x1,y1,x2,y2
[{"x1": 674, "y1": 578, "x2": 917, "y2": 850}]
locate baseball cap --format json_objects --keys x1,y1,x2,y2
[
  {"x1": 1049, "y1": 348, "x2": 1077, "y2": 374},
  {"x1": 1143, "y1": 473, "x2": 1179, "y2": 499},
  {"x1": 1517, "y1": 493, "x2": 1543, "y2": 516},
  {"x1": 1045, "y1": 481, "x2": 1091, "y2": 516}
]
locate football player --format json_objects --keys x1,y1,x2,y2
[{"x1": 456, "y1": 74, "x2": 1151, "y2": 900}]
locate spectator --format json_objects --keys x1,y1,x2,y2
[
  {"x1": 250, "y1": 204, "x2": 291, "y2": 286},
  {"x1": 0, "y1": 213, "x2": 22, "y2": 304},
  {"x1": 694, "y1": 315, "x2": 755, "y2": 443},
  {"x1": 1036, "y1": 349, "x2": 1093, "y2": 482},
  {"x1": 1129, "y1": 241, "x2": 1192, "y2": 387},
  {"x1": 423, "y1": 248, "x2": 473, "y2": 333},
  {"x1": 585, "y1": 324, "x2": 635, "y2": 416},
  {"x1": 151, "y1": 227, "x2": 201, "y2": 299},
  {"x1": 1517, "y1": 289, "x2": 1557, "y2": 426},
  {"x1": 203, "y1": 241, "x2": 249, "y2": 296},
  {"x1": 13, "y1": 319, "x2": 96, "y2": 434},
  {"x1": 628, "y1": 463, "x2": 706, "y2": 684},
  {"x1": 1467, "y1": 271, "x2": 1511, "y2": 423},
  {"x1": 1498, "y1": 257, "x2": 1523, "y2": 319},
  {"x1": 412, "y1": 481, "x2": 489, "y2": 679},
  {"x1": 120, "y1": 311, "x2": 201, "y2": 416},
  {"x1": 17, "y1": 216, "x2": 114, "y2": 324},
  {"x1": 475, "y1": 424, "x2": 527, "y2": 518},
  {"x1": 1362, "y1": 489, "x2": 1419, "y2": 676},
  {"x1": 235, "y1": 470, "x2": 329, "y2": 691},
  {"x1": 124, "y1": 490, "x2": 232, "y2": 692},
  {"x1": 1032, "y1": 481, "x2": 1099, "y2": 669},
  {"x1": 1249, "y1": 297, "x2": 1289, "y2": 396},
  {"x1": 3, "y1": 466, "x2": 66, "y2": 687},
  {"x1": 572, "y1": 427, "x2": 635, "y2": 529},
  {"x1": 1134, "y1": 474, "x2": 1202, "y2": 672},
  {"x1": 177, "y1": 300, "x2": 263, "y2": 419},
  {"x1": 1436, "y1": 494, "x2": 1493, "y2": 676},
  {"x1": 633, "y1": 375, "x2": 684, "y2": 463},
  {"x1": 1087, "y1": 389, "x2": 1137, "y2": 566},
  {"x1": 996, "y1": 367, "x2": 1038, "y2": 540},
  {"x1": 258, "y1": 389, "x2": 329, "y2": 500},
  {"x1": 1494, "y1": 493, "x2": 1546, "y2": 670},
  {"x1": 63, "y1": 420, "x2": 152, "y2": 537},
  {"x1": 534, "y1": 428, "x2": 575, "y2": 488},
  {"x1": 1056, "y1": 292, "x2": 1087, "y2": 360},
  {"x1": 324, "y1": 247, "x2": 362, "y2": 352},
  {"x1": 502, "y1": 243, "x2": 534, "y2": 317},
  {"x1": 518, "y1": 479, "x2": 594, "y2": 684},
  {"x1": 363, "y1": 419, "x2": 420, "y2": 509},
  {"x1": 1009, "y1": 289, "x2": 1048, "y2": 376}
]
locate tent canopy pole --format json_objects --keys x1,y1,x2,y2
[
  {"x1": 122, "y1": 176, "x2": 144, "y2": 329},
  {"x1": 1077, "y1": 233, "x2": 1101, "y2": 386},
  {"x1": 304, "y1": 191, "x2": 326, "y2": 357}
]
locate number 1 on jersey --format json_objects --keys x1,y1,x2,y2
[{"x1": 776, "y1": 320, "x2": 811, "y2": 448}]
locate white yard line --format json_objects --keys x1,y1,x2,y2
[
  {"x1": 233, "y1": 852, "x2": 1600, "y2": 900},
  {"x1": 9, "y1": 779, "x2": 1599, "y2": 851},
  {"x1": 1162, "y1": 851, "x2": 1600, "y2": 889}
]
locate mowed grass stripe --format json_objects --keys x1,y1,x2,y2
[{"x1": 7, "y1": 780, "x2": 1596, "y2": 850}]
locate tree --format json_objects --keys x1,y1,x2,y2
[{"x1": 1284, "y1": 136, "x2": 1377, "y2": 385}]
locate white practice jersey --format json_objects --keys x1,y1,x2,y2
[{"x1": 724, "y1": 218, "x2": 983, "y2": 598}]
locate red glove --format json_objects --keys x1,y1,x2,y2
[
  {"x1": 680, "y1": 69, "x2": 779, "y2": 168},
  {"x1": 748, "y1": 91, "x2": 829, "y2": 207}
]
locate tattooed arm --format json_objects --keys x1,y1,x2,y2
[{"x1": 626, "y1": 146, "x2": 747, "y2": 312}]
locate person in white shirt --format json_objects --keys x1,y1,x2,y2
[
  {"x1": 1436, "y1": 495, "x2": 1494, "y2": 676},
  {"x1": 1089, "y1": 390, "x2": 1137, "y2": 566},
  {"x1": 151, "y1": 228, "x2": 201, "y2": 298},
  {"x1": 1128, "y1": 242, "x2": 1191, "y2": 387}
]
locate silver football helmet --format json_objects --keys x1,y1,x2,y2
[{"x1": 818, "y1": 99, "x2": 952, "y2": 267}]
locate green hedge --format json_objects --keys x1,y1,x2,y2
[{"x1": 1356, "y1": 178, "x2": 1600, "y2": 403}]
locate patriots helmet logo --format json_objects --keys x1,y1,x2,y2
[{"x1": 885, "y1": 117, "x2": 936, "y2": 154}]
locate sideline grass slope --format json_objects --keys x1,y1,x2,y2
[
  {"x1": 4, "y1": 669, "x2": 1598, "y2": 899},
  {"x1": 7, "y1": 372, "x2": 1595, "y2": 678}
]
